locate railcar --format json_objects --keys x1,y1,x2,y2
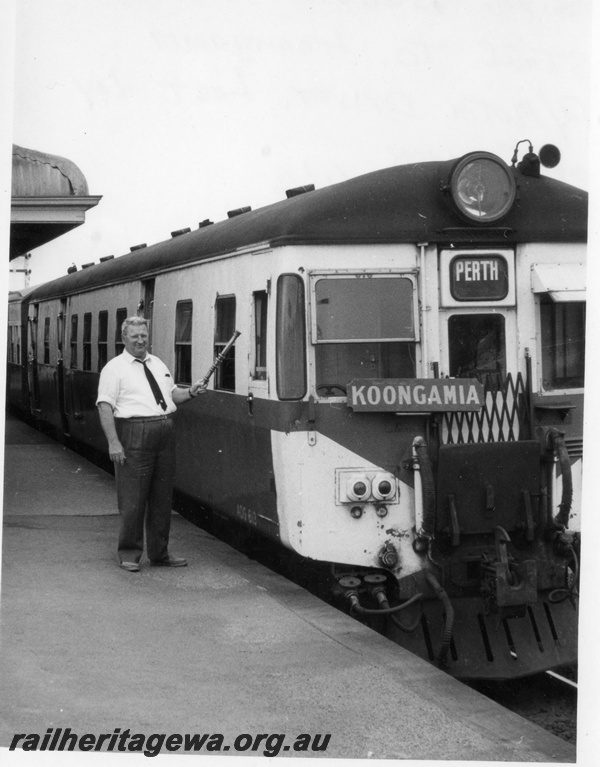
[{"x1": 7, "y1": 142, "x2": 585, "y2": 680}]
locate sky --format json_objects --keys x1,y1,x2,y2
[
  {"x1": 5, "y1": 0, "x2": 596, "y2": 286},
  {"x1": 2, "y1": 1, "x2": 600, "y2": 764}
]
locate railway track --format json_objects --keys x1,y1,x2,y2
[{"x1": 468, "y1": 666, "x2": 577, "y2": 743}]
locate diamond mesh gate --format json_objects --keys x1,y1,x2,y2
[{"x1": 440, "y1": 372, "x2": 531, "y2": 445}]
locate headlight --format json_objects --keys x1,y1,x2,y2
[{"x1": 448, "y1": 152, "x2": 516, "y2": 224}]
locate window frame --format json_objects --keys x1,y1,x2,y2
[
  {"x1": 43, "y1": 317, "x2": 51, "y2": 365},
  {"x1": 115, "y1": 308, "x2": 127, "y2": 356},
  {"x1": 276, "y1": 273, "x2": 307, "y2": 400},
  {"x1": 309, "y1": 270, "x2": 419, "y2": 344},
  {"x1": 539, "y1": 297, "x2": 586, "y2": 392},
  {"x1": 174, "y1": 299, "x2": 193, "y2": 385},
  {"x1": 98, "y1": 310, "x2": 108, "y2": 371},
  {"x1": 252, "y1": 290, "x2": 268, "y2": 381},
  {"x1": 83, "y1": 312, "x2": 92, "y2": 371},
  {"x1": 214, "y1": 295, "x2": 237, "y2": 392}
]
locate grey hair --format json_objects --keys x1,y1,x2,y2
[{"x1": 121, "y1": 316, "x2": 149, "y2": 340}]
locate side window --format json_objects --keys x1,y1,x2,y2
[
  {"x1": 540, "y1": 299, "x2": 585, "y2": 390},
  {"x1": 276, "y1": 274, "x2": 307, "y2": 400},
  {"x1": 115, "y1": 308, "x2": 127, "y2": 355},
  {"x1": 448, "y1": 313, "x2": 506, "y2": 382},
  {"x1": 175, "y1": 300, "x2": 193, "y2": 385},
  {"x1": 83, "y1": 312, "x2": 92, "y2": 371},
  {"x1": 253, "y1": 291, "x2": 268, "y2": 381},
  {"x1": 98, "y1": 311, "x2": 108, "y2": 371},
  {"x1": 214, "y1": 296, "x2": 236, "y2": 392},
  {"x1": 70, "y1": 314, "x2": 78, "y2": 369},
  {"x1": 43, "y1": 317, "x2": 50, "y2": 364}
]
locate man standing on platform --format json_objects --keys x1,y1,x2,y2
[{"x1": 96, "y1": 316, "x2": 206, "y2": 572}]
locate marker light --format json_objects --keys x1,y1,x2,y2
[
  {"x1": 449, "y1": 152, "x2": 516, "y2": 224},
  {"x1": 372, "y1": 473, "x2": 397, "y2": 501},
  {"x1": 346, "y1": 476, "x2": 371, "y2": 502},
  {"x1": 350, "y1": 506, "x2": 363, "y2": 519}
]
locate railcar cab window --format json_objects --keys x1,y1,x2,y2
[
  {"x1": 175, "y1": 300, "x2": 193, "y2": 385},
  {"x1": 214, "y1": 296, "x2": 236, "y2": 391},
  {"x1": 312, "y1": 274, "x2": 417, "y2": 396},
  {"x1": 540, "y1": 298, "x2": 585, "y2": 390},
  {"x1": 448, "y1": 314, "x2": 506, "y2": 383},
  {"x1": 276, "y1": 274, "x2": 307, "y2": 400}
]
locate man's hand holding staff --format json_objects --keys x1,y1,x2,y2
[{"x1": 188, "y1": 330, "x2": 241, "y2": 397}]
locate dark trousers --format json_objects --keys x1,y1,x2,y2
[{"x1": 114, "y1": 417, "x2": 176, "y2": 563}]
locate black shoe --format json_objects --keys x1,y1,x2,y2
[
  {"x1": 150, "y1": 555, "x2": 188, "y2": 567},
  {"x1": 120, "y1": 561, "x2": 140, "y2": 572}
]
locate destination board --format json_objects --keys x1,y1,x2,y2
[{"x1": 347, "y1": 378, "x2": 484, "y2": 412}]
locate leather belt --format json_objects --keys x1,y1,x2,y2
[{"x1": 116, "y1": 414, "x2": 174, "y2": 422}]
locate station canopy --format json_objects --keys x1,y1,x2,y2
[{"x1": 10, "y1": 144, "x2": 101, "y2": 260}]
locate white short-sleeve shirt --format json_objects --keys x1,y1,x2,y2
[{"x1": 96, "y1": 350, "x2": 178, "y2": 418}]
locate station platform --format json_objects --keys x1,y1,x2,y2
[{"x1": 1, "y1": 414, "x2": 576, "y2": 762}]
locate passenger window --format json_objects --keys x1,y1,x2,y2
[
  {"x1": 83, "y1": 312, "x2": 92, "y2": 371},
  {"x1": 43, "y1": 317, "x2": 50, "y2": 364},
  {"x1": 276, "y1": 274, "x2": 307, "y2": 400},
  {"x1": 175, "y1": 300, "x2": 193, "y2": 385},
  {"x1": 70, "y1": 314, "x2": 78, "y2": 369},
  {"x1": 312, "y1": 275, "x2": 416, "y2": 396},
  {"x1": 448, "y1": 314, "x2": 506, "y2": 382},
  {"x1": 98, "y1": 311, "x2": 108, "y2": 371},
  {"x1": 540, "y1": 299, "x2": 585, "y2": 390},
  {"x1": 115, "y1": 308, "x2": 127, "y2": 356},
  {"x1": 253, "y1": 291, "x2": 268, "y2": 381},
  {"x1": 214, "y1": 296, "x2": 236, "y2": 391}
]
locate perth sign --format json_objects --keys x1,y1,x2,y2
[{"x1": 347, "y1": 378, "x2": 484, "y2": 413}]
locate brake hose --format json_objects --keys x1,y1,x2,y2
[{"x1": 425, "y1": 571, "x2": 455, "y2": 666}]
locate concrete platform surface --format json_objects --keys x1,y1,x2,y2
[{"x1": 1, "y1": 416, "x2": 575, "y2": 762}]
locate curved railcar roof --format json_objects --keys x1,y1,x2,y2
[{"x1": 29, "y1": 156, "x2": 588, "y2": 302}]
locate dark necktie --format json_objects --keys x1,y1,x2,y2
[{"x1": 135, "y1": 358, "x2": 167, "y2": 411}]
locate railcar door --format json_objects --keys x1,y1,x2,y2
[{"x1": 436, "y1": 248, "x2": 522, "y2": 443}]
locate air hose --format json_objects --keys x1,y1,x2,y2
[
  {"x1": 425, "y1": 571, "x2": 455, "y2": 667},
  {"x1": 348, "y1": 592, "x2": 423, "y2": 617},
  {"x1": 546, "y1": 427, "x2": 573, "y2": 529},
  {"x1": 549, "y1": 541, "x2": 579, "y2": 604}
]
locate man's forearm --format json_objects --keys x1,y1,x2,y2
[{"x1": 98, "y1": 403, "x2": 120, "y2": 447}]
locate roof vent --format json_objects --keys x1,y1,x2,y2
[
  {"x1": 227, "y1": 206, "x2": 251, "y2": 218},
  {"x1": 130, "y1": 243, "x2": 147, "y2": 251},
  {"x1": 285, "y1": 184, "x2": 315, "y2": 198},
  {"x1": 171, "y1": 227, "x2": 191, "y2": 238},
  {"x1": 199, "y1": 219, "x2": 214, "y2": 228},
  {"x1": 99, "y1": 255, "x2": 114, "y2": 262},
  {"x1": 67, "y1": 264, "x2": 77, "y2": 274},
  {"x1": 81, "y1": 262, "x2": 94, "y2": 269}
]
